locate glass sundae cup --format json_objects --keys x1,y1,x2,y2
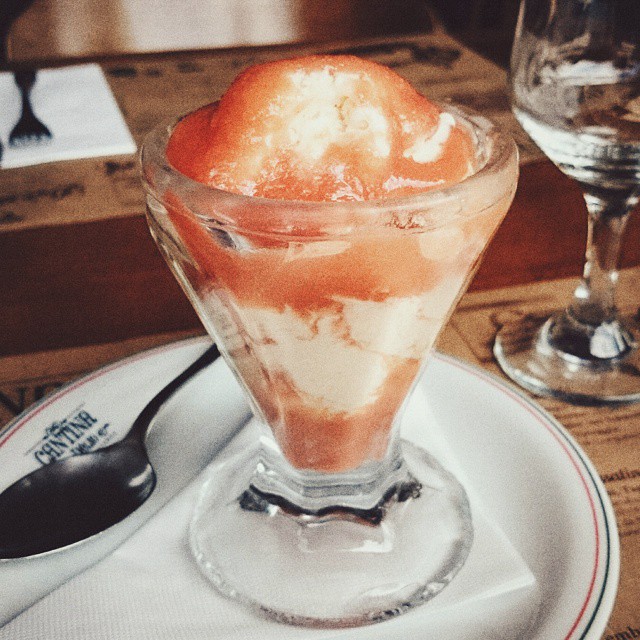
[{"x1": 141, "y1": 95, "x2": 518, "y2": 626}]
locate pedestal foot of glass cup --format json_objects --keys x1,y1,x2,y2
[
  {"x1": 189, "y1": 437, "x2": 473, "y2": 628},
  {"x1": 494, "y1": 309, "x2": 640, "y2": 405}
]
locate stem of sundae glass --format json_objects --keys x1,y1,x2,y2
[
  {"x1": 548, "y1": 188, "x2": 638, "y2": 361},
  {"x1": 243, "y1": 415, "x2": 413, "y2": 520}
]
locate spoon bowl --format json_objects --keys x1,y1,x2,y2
[{"x1": 0, "y1": 344, "x2": 219, "y2": 559}]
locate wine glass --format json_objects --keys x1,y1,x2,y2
[
  {"x1": 141, "y1": 106, "x2": 517, "y2": 626},
  {"x1": 494, "y1": 0, "x2": 640, "y2": 404}
]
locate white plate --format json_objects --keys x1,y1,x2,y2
[
  {"x1": 0, "y1": 337, "x2": 619, "y2": 638},
  {"x1": 427, "y1": 352, "x2": 619, "y2": 639}
]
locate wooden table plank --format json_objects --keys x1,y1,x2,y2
[
  {"x1": 1, "y1": 34, "x2": 638, "y2": 357},
  {"x1": 3, "y1": 159, "x2": 639, "y2": 358},
  {"x1": 474, "y1": 161, "x2": 640, "y2": 291}
]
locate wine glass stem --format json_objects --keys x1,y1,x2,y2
[
  {"x1": 571, "y1": 191, "x2": 634, "y2": 324},
  {"x1": 548, "y1": 189, "x2": 638, "y2": 361}
]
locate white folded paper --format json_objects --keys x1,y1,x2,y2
[
  {"x1": 0, "y1": 344, "x2": 539, "y2": 639},
  {"x1": 0, "y1": 64, "x2": 136, "y2": 169}
]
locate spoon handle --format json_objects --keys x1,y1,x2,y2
[{"x1": 126, "y1": 343, "x2": 220, "y2": 443}]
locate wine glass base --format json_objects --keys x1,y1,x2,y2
[
  {"x1": 189, "y1": 438, "x2": 473, "y2": 628},
  {"x1": 494, "y1": 311, "x2": 640, "y2": 405}
]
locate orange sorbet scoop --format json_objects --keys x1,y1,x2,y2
[{"x1": 167, "y1": 54, "x2": 474, "y2": 202}]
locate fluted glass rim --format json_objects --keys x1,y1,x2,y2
[{"x1": 141, "y1": 102, "x2": 518, "y2": 237}]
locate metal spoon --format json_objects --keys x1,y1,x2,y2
[{"x1": 0, "y1": 344, "x2": 219, "y2": 559}]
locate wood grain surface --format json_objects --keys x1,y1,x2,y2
[
  {"x1": 1, "y1": 33, "x2": 639, "y2": 359},
  {"x1": 3, "y1": 159, "x2": 639, "y2": 357}
]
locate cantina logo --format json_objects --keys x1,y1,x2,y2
[{"x1": 31, "y1": 408, "x2": 114, "y2": 466}]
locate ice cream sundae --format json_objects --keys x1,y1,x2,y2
[{"x1": 141, "y1": 53, "x2": 518, "y2": 627}]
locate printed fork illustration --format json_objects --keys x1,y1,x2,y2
[{"x1": 9, "y1": 69, "x2": 52, "y2": 147}]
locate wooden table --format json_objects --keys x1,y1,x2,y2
[
  {"x1": 1, "y1": 31, "x2": 639, "y2": 638},
  {"x1": 2, "y1": 158, "x2": 639, "y2": 357},
  {"x1": 1, "y1": 32, "x2": 639, "y2": 359}
]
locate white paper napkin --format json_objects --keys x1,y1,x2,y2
[
  {"x1": 0, "y1": 357, "x2": 539, "y2": 640},
  {"x1": 0, "y1": 64, "x2": 136, "y2": 169}
]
